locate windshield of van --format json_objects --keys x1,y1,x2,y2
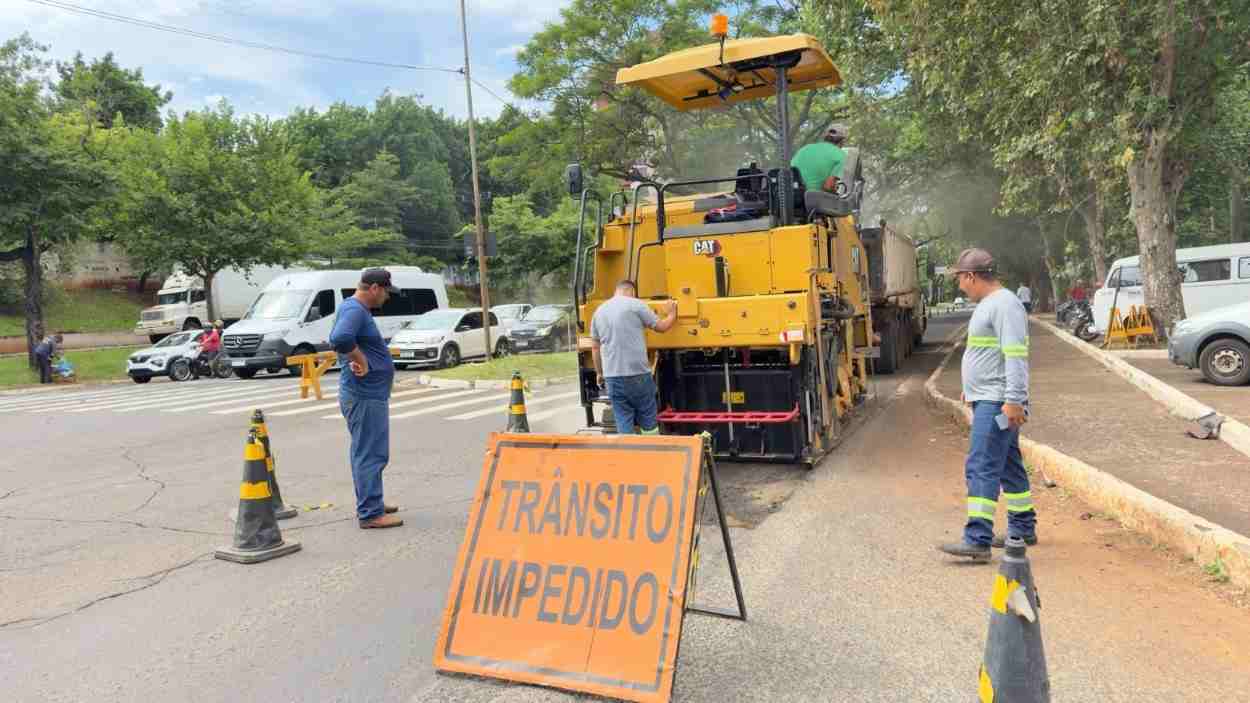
[
  {"x1": 157, "y1": 291, "x2": 188, "y2": 306},
  {"x1": 525, "y1": 307, "x2": 565, "y2": 323},
  {"x1": 402, "y1": 310, "x2": 462, "y2": 331},
  {"x1": 244, "y1": 290, "x2": 311, "y2": 320}
]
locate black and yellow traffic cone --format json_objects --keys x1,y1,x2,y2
[
  {"x1": 978, "y1": 537, "x2": 1050, "y2": 702},
  {"x1": 250, "y1": 409, "x2": 297, "y2": 520},
  {"x1": 506, "y1": 370, "x2": 530, "y2": 433},
  {"x1": 215, "y1": 430, "x2": 301, "y2": 564}
]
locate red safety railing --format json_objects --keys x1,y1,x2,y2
[{"x1": 657, "y1": 405, "x2": 800, "y2": 424}]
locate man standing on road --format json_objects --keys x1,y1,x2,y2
[
  {"x1": 33, "y1": 333, "x2": 63, "y2": 384},
  {"x1": 1016, "y1": 282, "x2": 1033, "y2": 313},
  {"x1": 590, "y1": 280, "x2": 677, "y2": 435},
  {"x1": 939, "y1": 249, "x2": 1036, "y2": 562},
  {"x1": 329, "y1": 269, "x2": 403, "y2": 529}
]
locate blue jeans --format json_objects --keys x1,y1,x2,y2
[
  {"x1": 605, "y1": 374, "x2": 659, "y2": 435},
  {"x1": 964, "y1": 401, "x2": 1036, "y2": 546},
  {"x1": 339, "y1": 390, "x2": 389, "y2": 521}
]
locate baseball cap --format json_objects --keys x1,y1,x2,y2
[
  {"x1": 360, "y1": 268, "x2": 399, "y2": 293},
  {"x1": 951, "y1": 248, "x2": 995, "y2": 273}
]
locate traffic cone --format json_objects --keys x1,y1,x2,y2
[
  {"x1": 978, "y1": 537, "x2": 1050, "y2": 702},
  {"x1": 250, "y1": 409, "x2": 297, "y2": 520},
  {"x1": 506, "y1": 370, "x2": 530, "y2": 433},
  {"x1": 215, "y1": 430, "x2": 301, "y2": 564}
]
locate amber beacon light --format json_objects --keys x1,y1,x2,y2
[{"x1": 711, "y1": 13, "x2": 729, "y2": 38}]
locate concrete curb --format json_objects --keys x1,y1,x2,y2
[
  {"x1": 1106, "y1": 349, "x2": 1169, "y2": 359},
  {"x1": 1033, "y1": 316, "x2": 1250, "y2": 461},
  {"x1": 925, "y1": 327, "x2": 1250, "y2": 589},
  {"x1": 410, "y1": 374, "x2": 578, "y2": 391}
]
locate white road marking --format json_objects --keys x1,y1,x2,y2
[
  {"x1": 447, "y1": 391, "x2": 581, "y2": 420},
  {"x1": 161, "y1": 384, "x2": 339, "y2": 413},
  {"x1": 389, "y1": 393, "x2": 511, "y2": 420},
  {"x1": 274, "y1": 388, "x2": 436, "y2": 417}
]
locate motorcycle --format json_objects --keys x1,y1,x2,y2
[
  {"x1": 170, "y1": 348, "x2": 233, "y2": 382},
  {"x1": 1056, "y1": 299, "x2": 1082, "y2": 325},
  {"x1": 1066, "y1": 300, "x2": 1100, "y2": 342}
]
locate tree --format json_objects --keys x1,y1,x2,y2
[
  {"x1": 873, "y1": 0, "x2": 1250, "y2": 332},
  {"x1": 306, "y1": 150, "x2": 409, "y2": 267},
  {"x1": 0, "y1": 35, "x2": 115, "y2": 367},
  {"x1": 111, "y1": 103, "x2": 319, "y2": 322},
  {"x1": 53, "y1": 51, "x2": 171, "y2": 130}
]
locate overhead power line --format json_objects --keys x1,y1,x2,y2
[{"x1": 25, "y1": 0, "x2": 462, "y2": 74}]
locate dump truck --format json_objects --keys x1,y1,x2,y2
[
  {"x1": 860, "y1": 221, "x2": 926, "y2": 374},
  {"x1": 567, "y1": 31, "x2": 901, "y2": 467}
]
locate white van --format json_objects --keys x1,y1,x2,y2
[
  {"x1": 222, "y1": 267, "x2": 448, "y2": 379},
  {"x1": 1093, "y1": 243, "x2": 1250, "y2": 333}
]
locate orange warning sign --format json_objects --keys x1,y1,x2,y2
[{"x1": 434, "y1": 433, "x2": 705, "y2": 703}]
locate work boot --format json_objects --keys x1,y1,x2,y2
[
  {"x1": 991, "y1": 533, "x2": 1038, "y2": 548},
  {"x1": 937, "y1": 541, "x2": 991, "y2": 562},
  {"x1": 359, "y1": 514, "x2": 404, "y2": 529},
  {"x1": 384, "y1": 503, "x2": 399, "y2": 514}
]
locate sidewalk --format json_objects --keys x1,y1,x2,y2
[
  {"x1": 1124, "y1": 357, "x2": 1250, "y2": 426},
  {"x1": 935, "y1": 322, "x2": 1250, "y2": 538}
]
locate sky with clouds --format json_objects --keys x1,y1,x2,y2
[{"x1": 3, "y1": 0, "x2": 571, "y2": 119}]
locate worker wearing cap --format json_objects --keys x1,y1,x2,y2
[
  {"x1": 790, "y1": 123, "x2": 848, "y2": 194},
  {"x1": 330, "y1": 268, "x2": 403, "y2": 529},
  {"x1": 938, "y1": 248, "x2": 1036, "y2": 562}
]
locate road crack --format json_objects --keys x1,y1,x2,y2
[
  {"x1": 0, "y1": 514, "x2": 224, "y2": 537},
  {"x1": 0, "y1": 551, "x2": 214, "y2": 631},
  {"x1": 122, "y1": 447, "x2": 166, "y2": 513}
]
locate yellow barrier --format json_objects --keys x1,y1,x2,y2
[{"x1": 285, "y1": 351, "x2": 337, "y2": 400}]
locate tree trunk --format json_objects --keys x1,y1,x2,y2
[
  {"x1": 1126, "y1": 133, "x2": 1186, "y2": 334},
  {"x1": 1035, "y1": 220, "x2": 1058, "y2": 313},
  {"x1": 22, "y1": 226, "x2": 45, "y2": 370},
  {"x1": 137, "y1": 270, "x2": 150, "y2": 295},
  {"x1": 1076, "y1": 185, "x2": 1110, "y2": 286},
  {"x1": 1231, "y1": 167, "x2": 1246, "y2": 243},
  {"x1": 203, "y1": 270, "x2": 216, "y2": 324}
]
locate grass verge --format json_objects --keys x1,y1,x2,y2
[
  {"x1": 421, "y1": 351, "x2": 577, "y2": 381},
  {"x1": 0, "y1": 346, "x2": 141, "y2": 388},
  {"x1": 0, "y1": 288, "x2": 148, "y2": 337}
]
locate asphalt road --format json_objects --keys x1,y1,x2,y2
[{"x1": 4, "y1": 316, "x2": 1248, "y2": 702}]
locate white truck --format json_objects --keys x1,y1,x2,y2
[
  {"x1": 133, "y1": 265, "x2": 302, "y2": 343},
  {"x1": 860, "y1": 221, "x2": 927, "y2": 374}
]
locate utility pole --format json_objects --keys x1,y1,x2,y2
[{"x1": 459, "y1": 0, "x2": 491, "y2": 358}]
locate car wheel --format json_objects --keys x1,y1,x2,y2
[
  {"x1": 169, "y1": 358, "x2": 193, "y2": 382},
  {"x1": 131, "y1": 376, "x2": 151, "y2": 384},
  {"x1": 494, "y1": 339, "x2": 511, "y2": 358},
  {"x1": 1199, "y1": 338, "x2": 1250, "y2": 386},
  {"x1": 440, "y1": 344, "x2": 460, "y2": 369},
  {"x1": 234, "y1": 368, "x2": 258, "y2": 380},
  {"x1": 395, "y1": 363, "x2": 408, "y2": 370}
]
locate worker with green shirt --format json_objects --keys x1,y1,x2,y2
[{"x1": 791, "y1": 123, "x2": 848, "y2": 194}]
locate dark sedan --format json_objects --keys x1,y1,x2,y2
[{"x1": 507, "y1": 305, "x2": 574, "y2": 353}]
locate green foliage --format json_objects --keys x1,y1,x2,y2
[
  {"x1": 0, "y1": 287, "x2": 146, "y2": 336},
  {"x1": 423, "y1": 351, "x2": 577, "y2": 382},
  {"x1": 0, "y1": 345, "x2": 140, "y2": 387},
  {"x1": 52, "y1": 51, "x2": 171, "y2": 130},
  {"x1": 107, "y1": 103, "x2": 320, "y2": 320}
]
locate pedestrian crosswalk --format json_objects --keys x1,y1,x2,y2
[{"x1": 0, "y1": 378, "x2": 585, "y2": 426}]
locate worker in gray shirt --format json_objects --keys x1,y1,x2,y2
[
  {"x1": 939, "y1": 248, "x2": 1035, "y2": 562},
  {"x1": 590, "y1": 280, "x2": 677, "y2": 434}
]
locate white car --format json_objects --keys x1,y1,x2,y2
[
  {"x1": 390, "y1": 308, "x2": 509, "y2": 369},
  {"x1": 126, "y1": 329, "x2": 205, "y2": 383}
]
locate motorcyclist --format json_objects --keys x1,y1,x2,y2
[{"x1": 191, "y1": 320, "x2": 224, "y2": 380}]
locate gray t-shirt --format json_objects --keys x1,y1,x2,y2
[
  {"x1": 961, "y1": 288, "x2": 1029, "y2": 404},
  {"x1": 590, "y1": 295, "x2": 659, "y2": 378}
]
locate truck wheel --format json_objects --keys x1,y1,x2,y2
[
  {"x1": 149, "y1": 334, "x2": 165, "y2": 344},
  {"x1": 234, "y1": 368, "x2": 258, "y2": 380},
  {"x1": 876, "y1": 323, "x2": 898, "y2": 374},
  {"x1": 182, "y1": 319, "x2": 201, "y2": 331},
  {"x1": 1199, "y1": 338, "x2": 1250, "y2": 386}
]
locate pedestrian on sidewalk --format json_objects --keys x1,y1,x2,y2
[
  {"x1": 329, "y1": 268, "x2": 403, "y2": 529},
  {"x1": 1016, "y1": 282, "x2": 1033, "y2": 313},
  {"x1": 590, "y1": 280, "x2": 677, "y2": 435},
  {"x1": 939, "y1": 249, "x2": 1036, "y2": 562},
  {"x1": 33, "y1": 333, "x2": 64, "y2": 384}
]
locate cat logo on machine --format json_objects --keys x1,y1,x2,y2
[{"x1": 693, "y1": 239, "x2": 722, "y2": 257}]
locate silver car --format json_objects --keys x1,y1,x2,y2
[{"x1": 1168, "y1": 300, "x2": 1250, "y2": 386}]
